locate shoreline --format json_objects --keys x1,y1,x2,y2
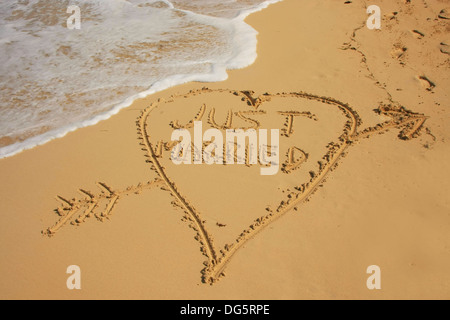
[
  {"x1": 0, "y1": 0, "x2": 283, "y2": 160},
  {"x1": 1, "y1": 0, "x2": 449, "y2": 299}
]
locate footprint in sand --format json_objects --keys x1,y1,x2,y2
[
  {"x1": 391, "y1": 44, "x2": 408, "y2": 62},
  {"x1": 438, "y1": 8, "x2": 450, "y2": 20},
  {"x1": 411, "y1": 29, "x2": 425, "y2": 40},
  {"x1": 417, "y1": 75, "x2": 436, "y2": 92},
  {"x1": 386, "y1": 12, "x2": 398, "y2": 21},
  {"x1": 440, "y1": 39, "x2": 450, "y2": 56}
]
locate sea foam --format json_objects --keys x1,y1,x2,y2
[{"x1": 0, "y1": 0, "x2": 282, "y2": 159}]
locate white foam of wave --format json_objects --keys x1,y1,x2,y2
[{"x1": 0, "y1": 0, "x2": 282, "y2": 159}]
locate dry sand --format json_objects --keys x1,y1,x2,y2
[{"x1": 0, "y1": 0, "x2": 449, "y2": 299}]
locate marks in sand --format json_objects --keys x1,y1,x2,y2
[
  {"x1": 43, "y1": 88, "x2": 428, "y2": 285},
  {"x1": 43, "y1": 180, "x2": 164, "y2": 236}
]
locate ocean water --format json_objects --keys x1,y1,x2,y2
[{"x1": 0, "y1": 0, "x2": 281, "y2": 159}]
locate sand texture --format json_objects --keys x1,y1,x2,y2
[{"x1": 0, "y1": 0, "x2": 449, "y2": 299}]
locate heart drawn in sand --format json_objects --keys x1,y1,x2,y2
[
  {"x1": 136, "y1": 88, "x2": 428, "y2": 284},
  {"x1": 44, "y1": 88, "x2": 428, "y2": 285}
]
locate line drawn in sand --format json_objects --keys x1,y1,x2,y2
[
  {"x1": 43, "y1": 88, "x2": 429, "y2": 285},
  {"x1": 43, "y1": 180, "x2": 165, "y2": 236}
]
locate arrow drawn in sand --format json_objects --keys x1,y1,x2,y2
[{"x1": 43, "y1": 88, "x2": 428, "y2": 285}]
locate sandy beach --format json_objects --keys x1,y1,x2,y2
[{"x1": 1, "y1": 0, "x2": 449, "y2": 299}]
